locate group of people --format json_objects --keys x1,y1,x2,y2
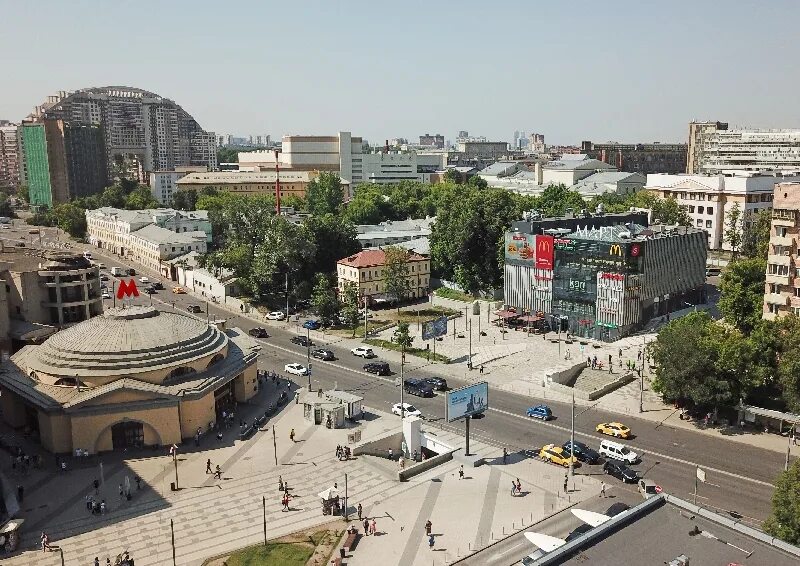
[
  {"x1": 206, "y1": 459, "x2": 223, "y2": 479},
  {"x1": 335, "y1": 445, "x2": 351, "y2": 461},
  {"x1": 510, "y1": 477, "x2": 523, "y2": 496},
  {"x1": 93, "y1": 552, "x2": 134, "y2": 565},
  {"x1": 279, "y1": 475, "x2": 292, "y2": 511},
  {"x1": 11, "y1": 451, "x2": 40, "y2": 474}
]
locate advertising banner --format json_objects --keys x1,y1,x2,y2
[
  {"x1": 446, "y1": 382, "x2": 489, "y2": 422},
  {"x1": 422, "y1": 316, "x2": 448, "y2": 340},
  {"x1": 535, "y1": 235, "x2": 554, "y2": 269},
  {"x1": 505, "y1": 232, "x2": 535, "y2": 266}
]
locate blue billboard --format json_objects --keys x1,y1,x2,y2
[
  {"x1": 446, "y1": 382, "x2": 489, "y2": 422},
  {"x1": 422, "y1": 316, "x2": 448, "y2": 340}
]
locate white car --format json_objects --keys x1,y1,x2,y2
[
  {"x1": 351, "y1": 346, "x2": 376, "y2": 358},
  {"x1": 267, "y1": 311, "x2": 286, "y2": 321},
  {"x1": 140, "y1": 277, "x2": 150, "y2": 284},
  {"x1": 101, "y1": 291, "x2": 111, "y2": 300},
  {"x1": 391, "y1": 403, "x2": 422, "y2": 418},
  {"x1": 284, "y1": 363, "x2": 309, "y2": 376}
]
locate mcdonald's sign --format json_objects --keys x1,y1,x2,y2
[
  {"x1": 116, "y1": 279, "x2": 140, "y2": 300},
  {"x1": 609, "y1": 244, "x2": 623, "y2": 257},
  {"x1": 535, "y1": 235, "x2": 554, "y2": 269}
]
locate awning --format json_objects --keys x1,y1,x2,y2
[
  {"x1": 318, "y1": 487, "x2": 339, "y2": 500},
  {"x1": 494, "y1": 310, "x2": 519, "y2": 319},
  {"x1": 738, "y1": 404, "x2": 800, "y2": 423},
  {"x1": 517, "y1": 315, "x2": 543, "y2": 323}
]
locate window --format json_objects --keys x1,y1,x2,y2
[
  {"x1": 697, "y1": 206, "x2": 704, "y2": 214},
  {"x1": 771, "y1": 283, "x2": 781, "y2": 294},
  {"x1": 777, "y1": 227, "x2": 788, "y2": 237},
  {"x1": 706, "y1": 220, "x2": 712, "y2": 228},
  {"x1": 707, "y1": 207, "x2": 713, "y2": 215},
  {"x1": 794, "y1": 288, "x2": 800, "y2": 298},
  {"x1": 793, "y1": 307, "x2": 800, "y2": 316},
  {"x1": 688, "y1": 205, "x2": 695, "y2": 213},
  {"x1": 769, "y1": 303, "x2": 780, "y2": 315},
  {"x1": 696, "y1": 219, "x2": 703, "y2": 227},
  {"x1": 768, "y1": 264, "x2": 789, "y2": 276}
]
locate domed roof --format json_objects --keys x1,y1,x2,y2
[{"x1": 27, "y1": 306, "x2": 227, "y2": 378}]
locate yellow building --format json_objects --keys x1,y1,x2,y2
[
  {"x1": 0, "y1": 305, "x2": 260, "y2": 454},
  {"x1": 175, "y1": 170, "x2": 349, "y2": 200},
  {"x1": 336, "y1": 249, "x2": 430, "y2": 302}
]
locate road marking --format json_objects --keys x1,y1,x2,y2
[{"x1": 487, "y1": 406, "x2": 774, "y2": 488}]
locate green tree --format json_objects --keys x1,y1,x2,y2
[
  {"x1": 764, "y1": 460, "x2": 800, "y2": 545},
  {"x1": 172, "y1": 189, "x2": 198, "y2": 211},
  {"x1": 125, "y1": 185, "x2": 160, "y2": 210},
  {"x1": 724, "y1": 202, "x2": 743, "y2": 259},
  {"x1": 534, "y1": 184, "x2": 586, "y2": 217},
  {"x1": 393, "y1": 321, "x2": 413, "y2": 350},
  {"x1": 53, "y1": 203, "x2": 87, "y2": 238},
  {"x1": 303, "y1": 214, "x2": 360, "y2": 276},
  {"x1": 311, "y1": 273, "x2": 339, "y2": 326},
  {"x1": 15, "y1": 184, "x2": 29, "y2": 203},
  {"x1": 772, "y1": 315, "x2": 800, "y2": 411},
  {"x1": 627, "y1": 192, "x2": 691, "y2": 226},
  {"x1": 442, "y1": 169, "x2": 460, "y2": 184},
  {"x1": 718, "y1": 257, "x2": 766, "y2": 334},
  {"x1": 384, "y1": 246, "x2": 410, "y2": 310},
  {"x1": 0, "y1": 193, "x2": 13, "y2": 218},
  {"x1": 97, "y1": 185, "x2": 126, "y2": 208},
  {"x1": 742, "y1": 209, "x2": 771, "y2": 259},
  {"x1": 343, "y1": 185, "x2": 389, "y2": 224},
  {"x1": 467, "y1": 175, "x2": 488, "y2": 190},
  {"x1": 340, "y1": 281, "x2": 360, "y2": 336},
  {"x1": 306, "y1": 172, "x2": 344, "y2": 216}
]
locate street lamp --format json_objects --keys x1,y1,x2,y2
[
  {"x1": 172, "y1": 447, "x2": 179, "y2": 490},
  {"x1": 306, "y1": 326, "x2": 312, "y2": 392}
]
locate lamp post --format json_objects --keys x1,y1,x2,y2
[
  {"x1": 569, "y1": 392, "x2": 575, "y2": 477},
  {"x1": 400, "y1": 343, "x2": 405, "y2": 419},
  {"x1": 306, "y1": 326, "x2": 312, "y2": 392},
  {"x1": 170, "y1": 518, "x2": 177, "y2": 566},
  {"x1": 172, "y1": 449, "x2": 179, "y2": 490}
]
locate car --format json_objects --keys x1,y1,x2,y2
[
  {"x1": 152, "y1": 281, "x2": 164, "y2": 290},
  {"x1": 100, "y1": 274, "x2": 109, "y2": 281},
  {"x1": 266, "y1": 311, "x2": 286, "y2": 321},
  {"x1": 248, "y1": 327, "x2": 269, "y2": 338},
  {"x1": 303, "y1": 320, "x2": 322, "y2": 330},
  {"x1": 364, "y1": 361, "x2": 390, "y2": 375},
  {"x1": 172, "y1": 286, "x2": 186, "y2": 294},
  {"x1": 144, "y1": 286, "x2": 156, "y2": 294},
  {"x1": 291, "y1": 335, "x2": 314, "y2": 347},
  {"x1": 284, "y1": 363, "x2": 310, "y2": 376},
  {"x1": 100, "y1": 283, "x2": 107, "y2": 290},
  {"x1": 139, "y1": 277, "x2": 150, "y2": 284},
  {"x1": 706, "y1": 267, "x2": 721, "y2": 277},
  {"x1": 96, "y1": 262, "x2": 106, "y2": 269},
  {"x1": 638, "y1": 479, "x2": 662, "y2": 499},
  {"x1": 391, "y1": 403, "x2": 421, "y2": 418},
  {"x1": 28, "y1": 229, "x2": 39, "y2": 234},
  {"x1": 101, "y1": 291, "x2": 111, "y2": 300},
  {"x1": 126, "y1": 268, "x2": 136, "y2": 276},
  {"x1": 14, "y1": 242, "x2": 24, "y2": 247},
  {"x1": 294, "y1": 300, "x2": 311, "y2": 311},
  {"x1": 403, "y1": 379, "x2": 434, "y2": 398},
  {"x1": 595, "y1": 422, "x2": 632, "y2": 439},
  {"x1": 603, "y1": 460, "x2": 639, "y2": 483},
  {"x1": 420, "y1": 377, "x2": 448, "y2": 391},
  {"x1": 187, "y1": 305, "x2": 202, "y2": 313},
  {"x1": 351, "y1": 346, "x2": 375, "y2": 358},
  {"x1": 599, "y1": 439, "x2": 639, "y2": 464},
  {"x1": 561, "y1": 441, "x2": 601, "y2": 464},
  {"x1": 526, "y1": 404, "x2": 553, "y2": 420},
  {"x1": 311, "y1": 349, "x2": 335, "y2": 361},
  {"x1": 538, "y1": 443, "x2": 578, "y2": 468}
]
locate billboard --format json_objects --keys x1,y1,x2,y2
[
  {"x1": 446, "y1": 382, "x2": 489, "y2": 422},
  {"x1": 504, "y1": 232, "x2": 535, "y2": 266},
  {"x1": 422, "y1": 316, "x2": 448, "y2": 340},
  {"x1": 535, "y1": 235, "x2": 554, "y2": 270}
]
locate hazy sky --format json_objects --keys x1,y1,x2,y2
[{"x1": 2, "y1": 0, "x2": 799, "y2": 145}]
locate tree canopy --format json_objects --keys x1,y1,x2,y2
[
  {"x1": 764, "y1": 460, "x2": 800, "y2": 545},
  {"x1": 717, "y1": 257, "x2": 766, "y2": 334},
  {"x1": 384, "y1": 246, "x2": 411, "y2": 307},
  {"x1": 305, "y1": 172, "x2": 344, "y2": 216},
  {"x1": 311, "y1": 273, "x2": 339, "y2": 326}
]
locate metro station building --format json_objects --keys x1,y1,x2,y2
[{"x1": 0, "y1": 305, "x2": 260, "y2": 454}]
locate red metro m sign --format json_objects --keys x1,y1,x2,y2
[{"x1": 116, "y1": 279, "x2": 140, "y2": 300}]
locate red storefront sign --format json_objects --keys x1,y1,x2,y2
[
  {"x1": 600, "y1": 273, "x2": 625, "y2": 281},
  {"x1": 535, "y1": 235, "x2": 554, "y2": 269}
]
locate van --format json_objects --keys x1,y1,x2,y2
[
  {"x1": 599, "y1": 439, "x2": 638, "y2": 464},
  {"x1": 111, "y1": 267, "x2": 124, "y2": 276},
  {"x1": 83, "y1": 251, "x2": 92, "y2": 259}
]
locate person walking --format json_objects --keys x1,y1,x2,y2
[
  {"x1": 511, "y1": 479, "x2": 518, "y2": 496},
  {"x1": 214, "y1": 465, "x2": 222, "y2": 480},
  {"x1": 618, "y1": 348, "x2": 622, "y2": 359},
  {"x1": 95, "y1": 557, "x2": 100, "y2": 566},
  {"x1": 425, "y1": 520, "x2": 432, "y2": 536},
  {"x1": 41, "y1": 531, "x2": 51, "y2": 552},
  {"x1": 563, "y1": 475, "x2": 569, "y2": 493},
  {"x1": 118, "y1": 483, "x2": 124, "y2": 500},
  {"x1": 289, "y1": 428, "x2": 296, "y2": 442},
  {"x1": 135, "y1": 476, "x2": 141, "y2": 490},
  {"x1": 428, "y1": 534, "x2": 435, "y2": 550},
  {"x1": 100, "y1": 500, "x2": 106, "y2": 514},
  {"x1": 502, "y1": 447, "x2": 508, "y2": 464},
  {"x1": 370, "y1": 518, "x2": 377, "y2": 535},
  {"x1": 295, "y1": 391, "x2": 300, "y2": 404},
  {"x1": 206, "y1": 459, "x2": 212, "y2": 474},
  {"x1": 357, "y1": 503, "x2": 363, "y2": 521},
  {"x1": 479, "y1": 365, "x2": 485, "y2": 375},
  {"x1": 363, "y1": 518, "x2": 369, "y2": 535},
  {"x1": 600, "y1": 482, "x2": 606, "y2": 498},
  {"x1": 281, "y1": 493, "x2": 289, "y2": 512},
  {"x1": 388, "y1": 448, "x2": 393, "y2": 460},
  {"x1": 458, "y1": 465, "x2": 464, "y2": 480},
  {"x1": 516, "y1": 478, "x2": 522, "y2": 495}
]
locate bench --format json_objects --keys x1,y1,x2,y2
[{"x1": 343, "y1": 531, "x2": 359, "y2": 552}]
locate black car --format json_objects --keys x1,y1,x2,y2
[
  {"x1": 312, "y1": 349, "x2": 335, "y2": 361},
  {"x1": 248, "y1": 327, "x2": 269, "y2": 338},
  {"x1": 364, "y1": 362, "x2": 390, "y2": 376},
  {"x1": 421, "y1": 377, "x2": 448, "y2": 391},
  {"x1": 291, "y1": 336, "x2": 313, "y2": 347},
  {"x1": 187, "y1": 305, "x2": 202, "y2": 313},
  {"x1": 603, "y1": 460, "x2": 639, "y2": 483},
  {"x1": 127, "y1": 268, "x2": 136, "y2": 276},
  {"x1": 100, "y1": 274, "x2": 109, "y2": 281},
  {"x1": 144, "y1": 286, "x2": 156, "y2": 294},
  {"x1": 403, "y1": 379, "x2": 434, "y2": 398},
  {"x1": 152, "y1": 281, "x2": 164, "y2": 290},
  {"x1": 562, "y1": 441, "x2": 601, "y2": 464}
]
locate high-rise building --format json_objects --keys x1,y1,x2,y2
[
  {"x1": 687, "y1": 121, "x2": 728, "y2": 174},
  {"x1": 29, "y1": 86, "x2": 216, "y2": 181},
  {"x1": 0, "y1": 122, "x2": 20, "y2": 190}
]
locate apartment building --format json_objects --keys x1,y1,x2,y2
[
  {"x1": 126, "y1": 224, "x2": 207, "y2": 273},
  {"x1": 336, "y1": 249, "x2": 430, "y2": 302},
  {"x1": 149, "y1": 166, "x2": 208, "y2": 205},
  {"x1": 646, "y1": 172, "x2": 800, "y2": 249},
  {"x1": 687, "y1": 121, "x2": 728, "y2": 174},
  {"x1": 456, "y1": 140, "x2": 509, "y2": 160},
  {"x1": 0, "y1": 122, "x2": 20, "y2": 190},
  {"x1": 175, "y1": 170, "x2": 325, "y2": 199},
  {"x1": 419, "y1": 134, "x2": 444, "y2": 149},
  {"x1": 763, "y1": 182, "x2": 800, "y2": 320}
]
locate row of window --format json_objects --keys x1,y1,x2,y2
[
  {"x1": 695, "y1": 219, "x2": 713, "y2": 228},
  {"x1": 765, "y1": 303, "x2": 800, "y2": 315},
  {"x1": 688, "y1": 206, "x2": 714, "y2": 215},
  {"x1": 767, "y1": 283, "x2": 800, "y2": 297}
]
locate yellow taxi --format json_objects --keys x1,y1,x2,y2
[
  {"x1": 595, "y1": 422, "x2": 631, "y2": 439},
  {"x1": 172, "y1": 286, "x2": 187, "y2": 294},
  {"x1": 538, "y1": 443, "x2": 578, "y2": 468}
]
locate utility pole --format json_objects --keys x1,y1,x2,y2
[
  {"x1": 344, "y1": 473, "x2": 349, "y2": 520},
  {"x1": 262, "y1": 496, "x2": 267, "y2": 546},
  {"x1": 363, "y1": 299, "x2": 368, "y2": 338},
  {"x1": 172, "y1": 449, "x2": 179, "y2": 489},
  {"x1": 170, "y1": 518, "x2": 177, "y2": 566},
  {"x1": 306, "y1": 326, "x2": 312, "y2": 392},
  {"x1": 468, "y1": 319, "x2": 473, "y2": 370},
  {"x1": 569, "y1": 392, "x2": 575, "y2": 477},
  {"x1": 285, "y1": 273, "x2": 289, "y2": 321},
  {"x1": 272, "y1": 426, "x2": 278, "y2": 466},
  {"x1": 400, "y1": 343, "x2": 405, "y2": 419}
]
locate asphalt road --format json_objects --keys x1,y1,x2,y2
[{"x1": 27, "y1": 233, "x2": 784, "y2": 531}]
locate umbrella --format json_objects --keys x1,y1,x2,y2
[{"x1": 318, "y1": 487, "x2": 339, "y2": 500}]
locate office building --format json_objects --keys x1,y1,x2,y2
[
  {"x1": 687, "y1": 121, "x2": 728, "y2": 174},
  {"x1": 419, "y1": 134, "x2": 444, "y2": 149},
  {"x1": 149, "y1": 166, "x2": 208, "y2": 205},
  {"x1": 763, "y1": 182, "x2": 800, "y2": 320},
  {"x1": 29, "y1": 86, "x2": 217, "y2": 180},
  {"x1": 0, "y1": 123, "x2": 20, "y2": 190},
  {"x1": 336, "y1": 249, "x2": 430, "y2": 303},
  {"x1": 582, "y1": 140, "x2": 687, "y2": 174},
  {"x1": 646, "y1": 172, "x2": 800, "y2": 249}
]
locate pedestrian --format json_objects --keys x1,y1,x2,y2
[
  {"x1": 16, "y1": 484, "x2": 23, "y2": 503},
  {"x1": 413, "y1": 449, "x2": 419, "y2": 462},
  {"x1": 370, "y1": 518, "x2": 377, "y2": 535},
  {"x1": 118, "y1": 483, "x2": 124, "y2": 500},
  {"x1": 95, "y1": 557, "x2": 100, "y2": 566},
  {"x1": 502, "y1": 447, "x2": 507, "y2": 464},
  {"x1": 357, "y1": 503, "x2": 363, "y2": 521},
  {"x1": 61, "y1": 460, "x2": 67, "y2": 473},
  {"x1": 41, "y1": 531, "x2": 50, "y2": 552},
  {"x1": 194, "y1": 433, "x2": 200, "y2": 447},
  {"x1": 93, "y1": 478, "x2": 100, "y2": 495},
  {"x1": 600, "y1": 482, "x2": 606, "y2": 498},
  {"x1": 217, "y1": 430, "x2": 223, "y2": 442},
  {"x1": 100, "y1": 499, "x2": 106, "y2": 514},
  {"x1": 563, "y1": 475, "x2": 568, "y2": 493},
  {"x1": 206, "y1": 459, "x2": 212, "y2": 474},
  {"x1": 135, "y1": 475, "x2": 141, "y2": 490},
  {"x1": 587, "y1": 356, "x2": 592, "y2": 368},
  {"x1": 363, "y1": 518, "x2": 369, "y2": 535},
  {"x1": 638, "y1": 349, "x2": 642, "y2": 361},
  {"x1": 793, "y1": 433, "x2": 798, "y2": 446},
  {"x1": 399, "y1": 456, "x2": 405, "y2": 470},
  {"x1": 289, "y1": 428, "x2": 296, "y2": 442},
  {"x1": 388, "y1": 448, "x2": 393, "y2": 460},
  {"x1": 479, "y1": 365, "x2": 485, "y2": 375},
  {"x1": 618, "y1": 348, "x2": 622, "y2": 359},
  {"x1": 428, "y1": 534, "x2": 435, "y2": 550},
  {"x1": 295, "y1": 391, "x2": 300, "y2": 404},
  {"x1": 106, "y1": 558, "x2": 111, "y2": 566},
  {"x1": 214, "y1": 465, "x2": 222, "y2": 480},
  {"x1": 511, "y1": 479, "x2": 517, "y2": 496},
  {"x1": 516, "y1": 478, "x2": 522, "y2": 494},
  {"x1": 458, "y1": 465, "x2": 464, "y2": 480},
  {"x1": 86, "y1": 493, "x2": 93, "y2": 512},
  {"x1": 425, "y1": 520, "x2": 432, "y2": 535},
  {"x1": 282, "y1": 494, "x2": 289, "y2": 511}
]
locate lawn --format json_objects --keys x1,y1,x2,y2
[
  {"x1": 396, "y1": 306, "x2": 461, "y2": 323},
  {"x1": 328, "y1": 318, "x2": 391, "y2": 338},
  {"x1": 364, "y1": 338, "x2": 451, "y2": 363},
  {"x1": 221, "y1": 529, "x2": 342, "y2": 566},
  {"x1": 434, "y1": 287, "x2": 475, "y2": 302}
]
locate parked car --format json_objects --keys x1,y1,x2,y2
[
  {"x1": 291, "y1": 336, "x2": 313, "y2": 347},
  {"x1": 151, "y1": 281, "x2": 164, "y2": 290},
  {"x1": 284, "y1": 363, "x2": 310, "y2": 376},
  {"x1": 538, "y1": 443, "x2": 578, "y2": 468},
  {"x1": 391, "y1": 403, "x2": 421, "y2": 418},
  {"x1": 100, "y1": 274, "x2": 109, "y2": 281},
  {"x1": 140, "y1": 277, "x2": 150, "y2": 284},
  {"x1": 420, "y1": 377, "x2": 448, "y2": 391},
  {"x1": 266, "y1": 311, "x2": 286, "y2": 321},
  {"x1": 187, "y1": 305, "x2": 202, "y2": 313},
  {"x1": 403, "y1": 379, "x2": 434, "y2": 398},
  {"x1": 248, "y1": 327, "x2": 269, "y2": 338},
  {"x1": 603, "y1": 460, "x2": 639, "y2": 483},
  {"x1": 351, "y1": 346, "x2": 375, "y2": 358},
  {"x1": 303, "y1": 320, "x2": 322, "y2": 330},
  {"x1": 144, "y1": 286, "x2": 156, "y2": 294},
  {"x1": 127, "y1": 268, "x2": 136, "y2": 276},
  {"x1": 101, "y1": 291, "x2": 111, "y2": 300},
  {"x1": 363, "y1": 361, "x2": 390, "y2": 376},
  {"x1": 598, "y1": 439, "x2": 639, "y2": 464},
  {"x1": 96, "y1": 262, "x2": 106, "y2": 269},
  {"x1": 638, "y1": 479, "x2": 662, "y2": 499},
  {"x1": 561, "y1": 441, "x2": 601, "y2": 464},
  {"x1": 526, "y1": 404, "x2": 553, "y2": 420},
  {"x1": 172, "y1": 286, "x2": 186, "y2": 294},
  {"x1": 311, "y1": 349, "x2": 335, "y2": 361},
  {"x1": 595, "y1": 422, "x2": 632, "y2": 439}
]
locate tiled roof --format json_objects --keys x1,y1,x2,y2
[{"x1": 337, "y1": 249, "x2": 427, "y2": 268}]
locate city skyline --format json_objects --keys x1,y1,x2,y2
[{"x1": 2, "y1": 1, "x2": 800, "y2": 145}]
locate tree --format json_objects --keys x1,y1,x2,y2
[
  {"x1": 311, "y1": 273, "x2": 339, "y2": 326},
  {"x1": 343, "y1": 185, "x2": 389, "y2": 224},
  {"x1": 467, "y1": 175, "x2": 488, "y2": 190},
  {"x1": 764, "y1": 460, "x2": 800, "y2": 545},
  {"x1": 340, "y1": 281, "x2": 360, "y2": 336},
  {"x1": 442, "y1": 169, "x2": 460, "y2": 184},
  {"x1": 718, "y1": 257, "x2": 766, "y2": 334},
  {"x1": 628, "y1": 192, "x2": 691, "y2": 226},
  {"x1": 97, "y1": 185, "x2": 126, "y2": 208},
  {"x1": 534, "y1": 184, "x2": 586, "y2": 218},
  {"x1": 172, "y1": 189, "x2": 198, "y2": 211},
  {"x1": 53, "y1": 203, "x2": 87, "y2": 238},
  {"x1": 125, "y1": 185, "x2": 160, "y2": 210},
  {"x1": 15, "y1": 184, "x2": 29, "y2": 203},
  {"x1": 772, "y1": 315, "x2": 800, "y2": 411},
  {"x1": 724, "y1": 202, "x2": 743, "y2": 258},
  {"x1": 306, "y1": 172, "x2": 344, "y2": 216},
  {"x1": 384, "y1": 246, "x2": 410, "y2": 310},
  {"x1": 742, "y1": 209, "x2": 771, "y2": 259},
  {"x1": 0, "y1": 193, "x2": 13, "y2": 218},
  {"x1": 393, "y1": 321, "x2": 413, "y2": 350},
  {"x1": 302, "y1": 214, "x2": 360, "y2": 276}
]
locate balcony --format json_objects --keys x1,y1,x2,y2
[
  {"x1": 765, "y1": 293, "x2": 788, "y2": 306},
  {"x1": 767, "y1": 254, "x2": 792, "y2": 266},
  {"x1": 772, "y1": 209, "x2": 796, "y2": 221},
  {"x1": 770, "y1": 235, "x2": 795, "y2": 248},
  {"x1": 791, "y1": 296, "x2": 800, "y2": 307},
  {"x1": 766, "y1": 273, "x2": 791, "y2": 286}
]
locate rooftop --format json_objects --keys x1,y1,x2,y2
[
  {"x1": 86, "y1": 207, "x2": 209, "y2": 224},
  {"x1": 544, "y1": 158, "x2": 616, "y2": 171},
  {"x1": 130, "y1": 224, "x2": 206, "y2": 246},
  {"x1": 367, "y1": 237, "x2": 430, "y2": 256},
  {"x1": 337, "y1": 249, "x2": 427, "y2": 269},
  {"x1": 177, "y1": 171, "x2": 322, "y2": 185},
  {"x1": 0, "y1": 250, "x2": 94, "y2": 273}
]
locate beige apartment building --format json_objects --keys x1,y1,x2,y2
[
  {"x1": 336, "y1": 249, "x2": 430, "y2": 303},
  {"x1": 763, "y1": 182, "x2": 800, "y2": 320},
  {"x1": 175, "y1": 170, "x2": 325, "y2": 199}
]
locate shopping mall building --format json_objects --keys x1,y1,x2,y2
[{"x1": 504, "y1": 211, "x2": 707, "y2": 341}]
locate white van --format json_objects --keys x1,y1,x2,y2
[
  {"x1": 83, "y1": 251, "x2": 93, "y2": 260},
  {"x1": 599, "y1": 439, "x2": 638, "y2": 464}
]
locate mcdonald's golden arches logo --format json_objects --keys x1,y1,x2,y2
[
  {"x1": 538, "y1": 238, "x2": 551, "y2": 253},
  {"x1": 609, "y1": 244, "x2": 623, "y2": 257}
]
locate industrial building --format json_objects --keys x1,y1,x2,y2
[{"x1": 503, "y1": 210, "x2": 706, "y2": 341}]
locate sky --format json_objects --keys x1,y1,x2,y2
[{"x1": 2, "y1": 0, "x2": 799, "y2": 145}]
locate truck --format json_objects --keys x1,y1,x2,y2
[{"x1": 111, "y1": 267, "x2": 124, "y2": 276}]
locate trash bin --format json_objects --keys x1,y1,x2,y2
[
  {"x1": 340, "y1": 548, "x2": 346, "y2": 558},
  {"x1": 170, "y1": 482, "x2": 176, "y2": 491}
]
